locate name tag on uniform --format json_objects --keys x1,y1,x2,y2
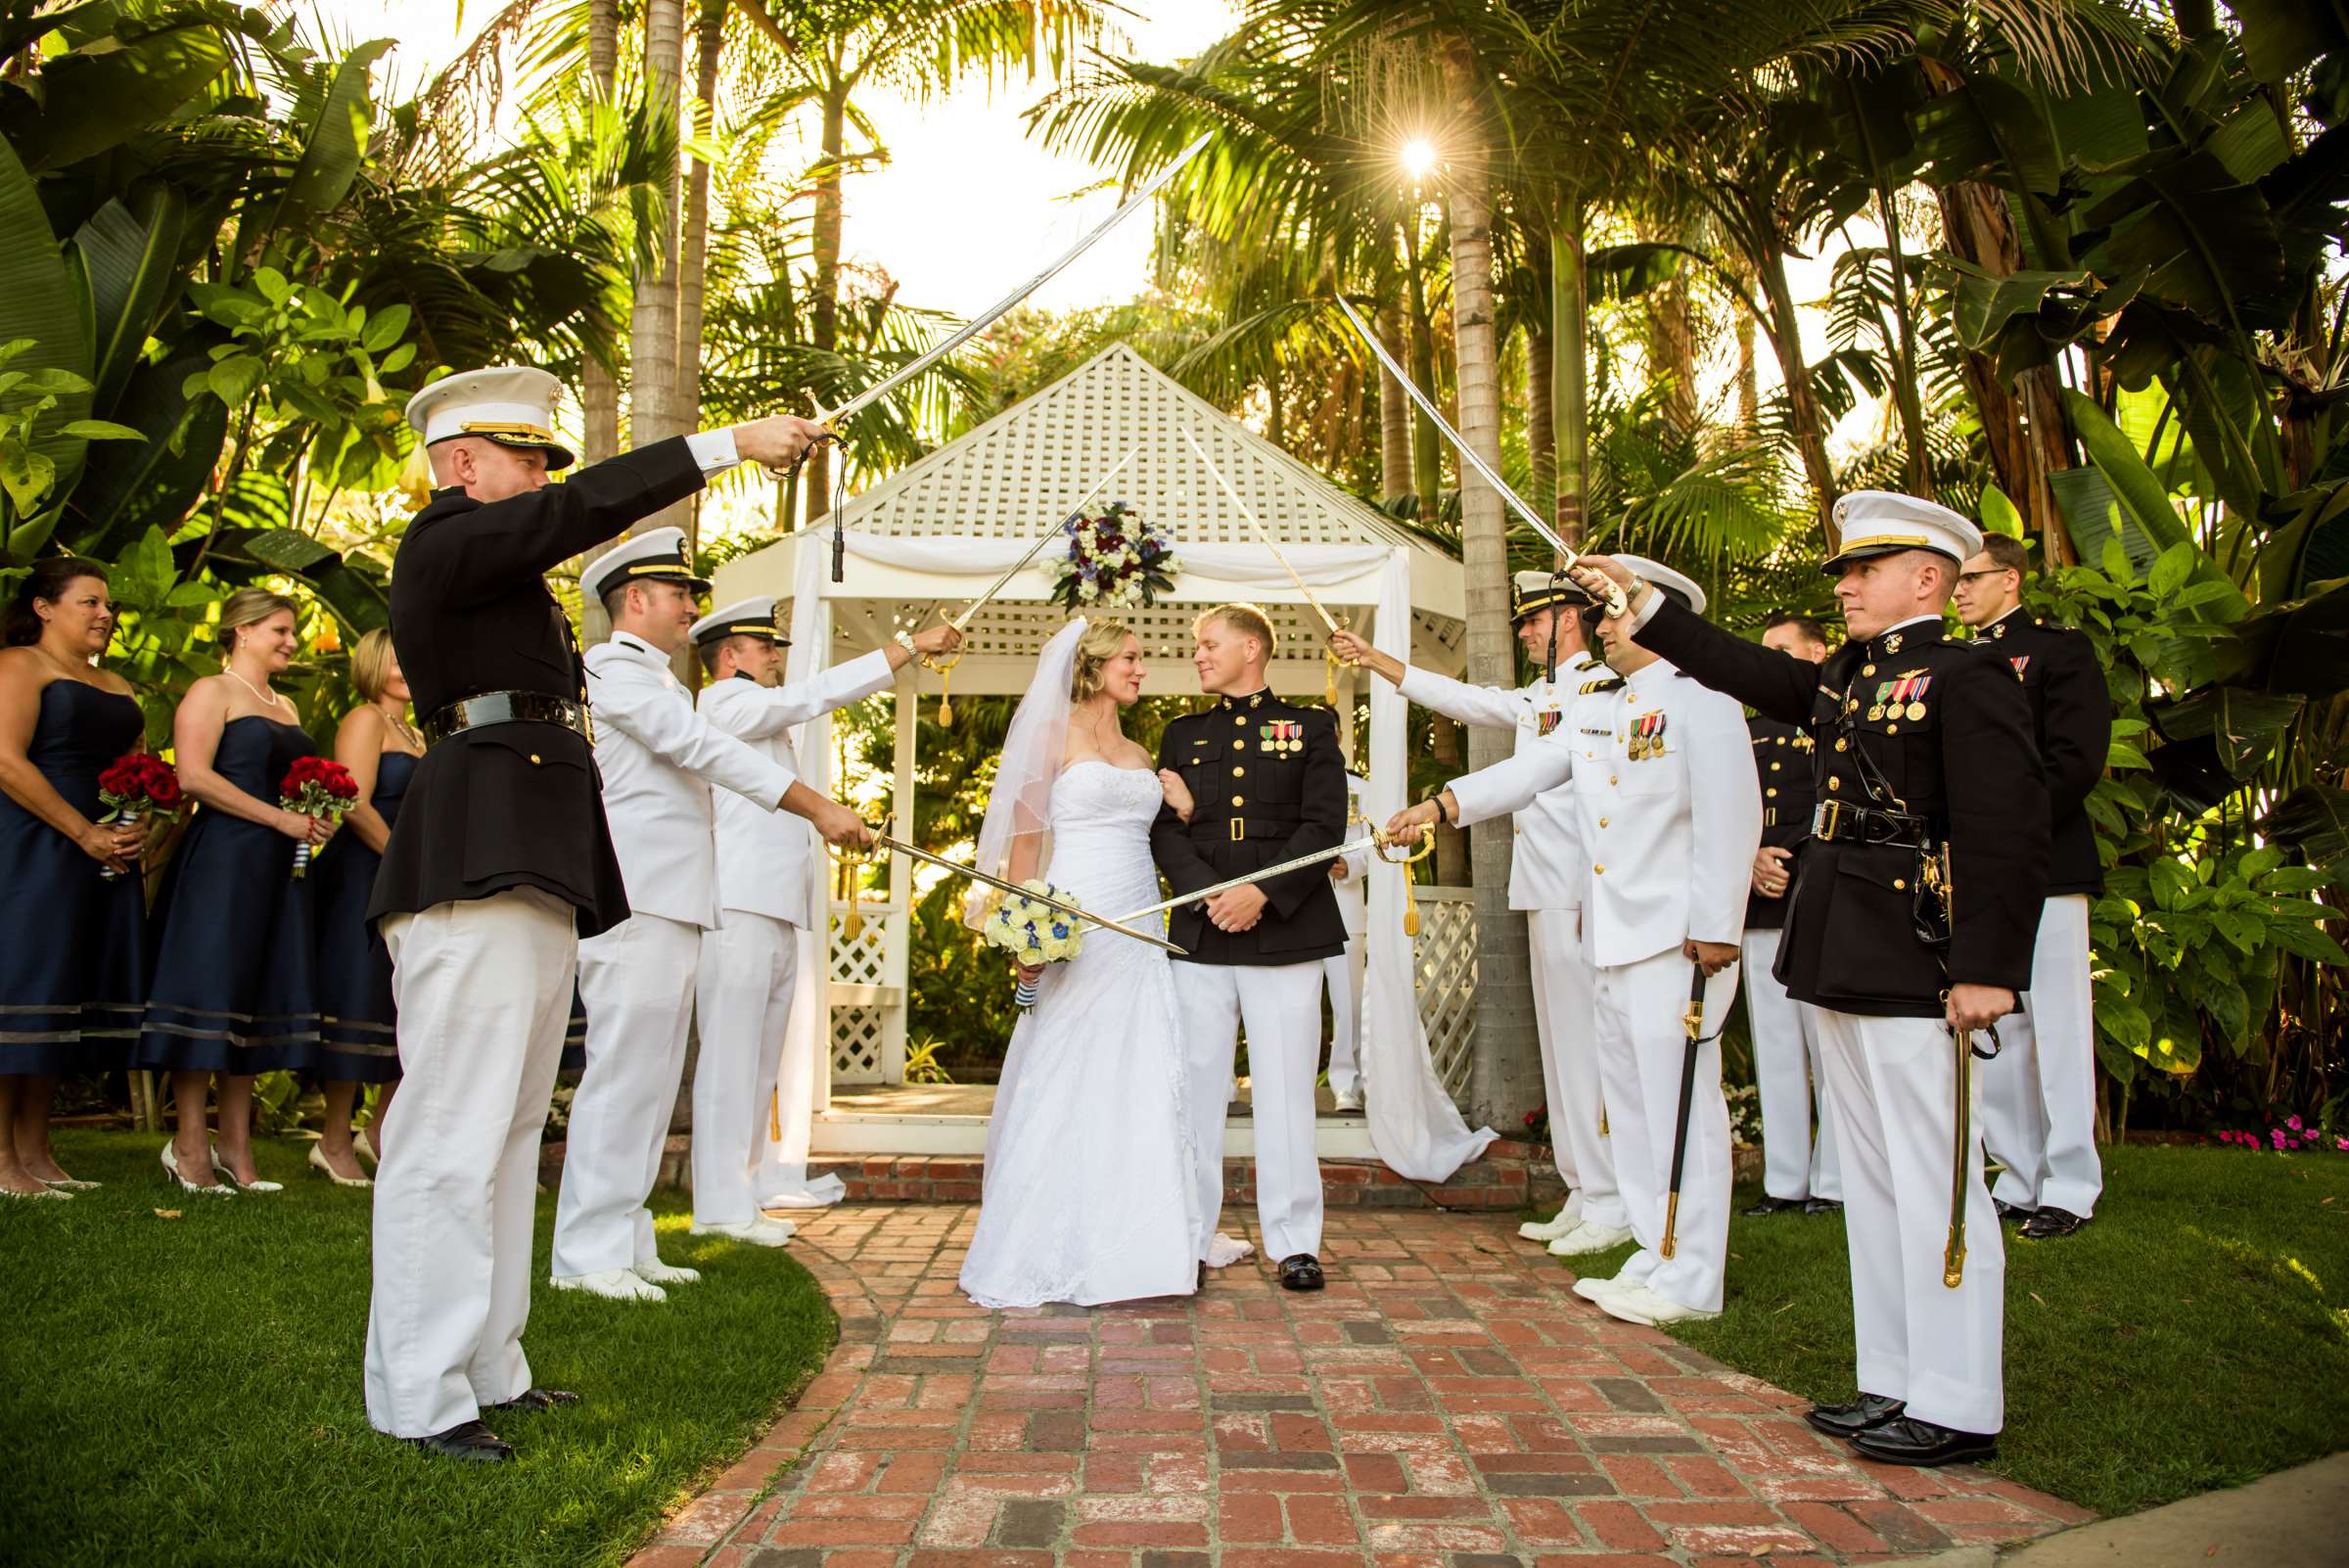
[{"x1": 1579, "y1": 724, "x2": 1610, "y2": 738}]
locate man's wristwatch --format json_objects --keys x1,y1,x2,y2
[{"x1": 892, "y1": 629, "x2": 917, "y2": 657}]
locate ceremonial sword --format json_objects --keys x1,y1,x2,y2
[
  {"x1": 1330, "y1": 296, "x2": 1627, "y2": 618},
  {"x1": 812, "y1": 133, "x2": 1213, "y2": 579},
  {"x1": 1178, "y1": 425, "x2": 1340, "y2": 633},
  {"x1": 1108, "y1": 836, "x2": 1387, "y2": 926},
  {"x1": 870, "y1": 831, "x2": 1187, "y2": 954}
]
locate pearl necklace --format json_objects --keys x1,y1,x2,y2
[{"x1": 224, "y1": 666, "x2": 287, "y2": 715}]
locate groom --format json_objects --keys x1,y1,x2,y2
[{"x1": 1152, "y1": 605, "x2": 1348, "y2": 1291}]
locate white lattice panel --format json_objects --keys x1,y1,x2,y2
[
  {"x1": 827, "y1": 902, "x2": 899, "y2": 1084},
  {"x1": 1413, "y1": 888, "x2": 1479, "y2": 1103}
]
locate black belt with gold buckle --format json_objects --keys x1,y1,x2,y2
[
  {"x1": 1811, "y1": 799, "x2": 1924, "y2": 847},
  {"x1": 422, "y1": 690, "x2": 592, "y2": 746}
]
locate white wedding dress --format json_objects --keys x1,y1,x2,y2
[{"x1": 959, "y1": 759, "x2": 1203, "y2": 1309}]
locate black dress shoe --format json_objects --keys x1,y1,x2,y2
[
  {"x1": 1994, "y1": 1199, "x2": 2032, "y2": 1223},
  {"x1": 2020, "y1": 1206, "x2": 2089, "y2": 1240},
  {"x1": 1848, "y1": 1415, "x2": 1998, "y2": 1467},
  {"x1": 409, "y1": 1419, "x2": 514, "y2": 1462},
  {"x1": 1804, "y1": 1393, "x2": 1905, "y2": 1439},
  {"x1": 485, "y1": 1387, "x2": 579, "y2": 1413},
  {"x1": 1277, "y1": 1254, "x2": 1325, "y2": 1292},
  {"x1": 1804, "y1": 1197, "x2": 1843, "y2": 1216},
  {"x1": 1739, "y1": 1196, "x2": 1806, "y2": 1218}
]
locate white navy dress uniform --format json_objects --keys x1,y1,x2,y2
[
  {"x1": 1445, "y1": 559, "x2": 1761, "y2": 1323},
  {"x1": 551, "y1": 530, "x2": 803, "y2": 1299},
  {"x1": 1396, "y1": 570, "x2": 1627, "y2": 1254},
  {"x1": 1320, "y1": 771, "x2": 1372, "y2": 1108},
  {"x1": 690, "y1": 597, "x2": 897, "y2": 1233}
]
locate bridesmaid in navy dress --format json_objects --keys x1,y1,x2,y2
[
  {"x1": 0, "y1": 559, "x2": 151, "y2": 1199},
  {"x1": 136, "y1": 588, "x2": 333, "y2": 1195},
  {"x1": 309, "y1": 628, "x2": 417, "y2": 1187}
]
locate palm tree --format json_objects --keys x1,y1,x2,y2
[
  {"x1": 729, "y1": 0, "x2": 1111, "y2": 523},
  {"x1": 629, "y1": 0, "x2": 687, "y2": 528}
]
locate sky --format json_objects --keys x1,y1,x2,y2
[{"x1": 349, "y1": 0, "x2": 1243, "y2": 319}]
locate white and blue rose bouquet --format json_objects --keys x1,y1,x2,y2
[{"x1": 981, "y1": 880, "x2": 1085, "y2": 1008}]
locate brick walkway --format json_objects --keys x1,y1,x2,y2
[{"x1": 626, "y1": 1208, "x2": 2090, "y2": 1568}]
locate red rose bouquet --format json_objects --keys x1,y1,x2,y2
[
  {"x1": 279, "y1": 756, "x2": 358, "y2": 878},
  {"x1": 93, "y1": 752, "x2": 182, "y2": 880}
]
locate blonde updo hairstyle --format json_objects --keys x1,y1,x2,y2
[
  {"x1": 215, "y1": 587, "x2": 299, "y2": 658},
  {"x1": 349, "y1": 627, "x2": 400, "y2": 704},
  {"x1": 1069, "y1": 618, "x2": 1137, "y2": 703}
]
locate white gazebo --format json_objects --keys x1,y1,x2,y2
[{"x1": 715, "y1": 345, "x2": 1497, "y2": 1179}]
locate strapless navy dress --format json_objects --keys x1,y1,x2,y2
[
  {"x1": 0, "y1": 681, "x2": 148, "y2": 1074},
  {"x1": 311, "y1": 749, "x2": 415, "y2": 1084},
  {"x1": 135, "y1": 716, "x2": 322, "y2": 1074}
]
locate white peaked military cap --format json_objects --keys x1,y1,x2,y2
[
  {"x1": 1822, "y1": 489, "x2": 1984, "y2": 575},
  {"x1": 584, "y1": 526, "x2": 712, "y2": 602},
  {"x1": 403, "y1": 367, "x2": 576, "y2": 471},
  {"x1": 1613, "y1": 553, "x2": 1707, "y2": 617},
  {"x1": 1509, "y1": 568, "x2": 1590, "y2": 623},
  {"x1": 691, "y1": 595, "x2": 788, "y2": 648}
]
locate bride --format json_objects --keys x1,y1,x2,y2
[{"x1": 958, "y1": 618, "x2": 1203, "y2": 1310}]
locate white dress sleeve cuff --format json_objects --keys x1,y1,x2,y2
[{"x1": 684, "y1": 427, "x2": 742, "y2": 477}]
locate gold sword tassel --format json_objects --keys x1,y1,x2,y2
[{"x1": 1375, "y1": 822, "x2": 1436, "y2": 936}]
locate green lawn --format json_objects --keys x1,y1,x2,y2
[
  {"x1": 0, "y1": 1130, "x2": 837, "y2": 1568},
  {"x1": 1558, "y1": 1142, "x2": 2349, "y2": 1518}
]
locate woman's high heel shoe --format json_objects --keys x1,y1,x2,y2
[
  {"x1": 1, "y1": 1183, "x2": 69, "y2": 1201},
  {"x1": 41, "y1": 1178, "x2": 101, "y2": 1192},
  {"x1": 161, "y1": 1143, "x2": 233, "y2": 1196},
  {"x1": 308, "y1": 1143, "x2": 371, "y2": 1189},
  {"x1": 210, "y1": 1146, "x2": 283, "y2": 1194},
  {"x1": 354, "y1": 1127, "x2": 382, "y2": 1167}
]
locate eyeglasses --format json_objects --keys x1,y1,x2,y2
[{"x1": 1956, "y1": 569, "x2": 2015, "y2": 586}]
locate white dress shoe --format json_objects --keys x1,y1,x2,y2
[
  {"x1": 1329, "y1": 1085, "x2": 1363, "y2": 1112},
  {"x1": 210, "y1": 1147, "x2": 283, "y2": 1193},
  {"x1": 307, "y1": 1143, "x2": 372, "y2": 1189},
  {"x1": 632, "y1": 1257, "x2": 701, "y2": 1286},
  {"x1": 690, "y1": 1217, "x2": 796, "y2": 1247},
  {"x1": 1598, "y1": 1282, "x2": 1721, "y2": 1326},
  {"x1": 551, "y1": 1268, "x2": 667, "y2": 1302},
  {"x1": 1519, "y1": 1204, "x2": 1583, "y2": 1242},
  {"x1": 1571, "y1": 1272, "x2": 1631, "y2": 1304},
  {"x1": 1549, "y1": 1221, "x2": 1634, "y2": 1256}
]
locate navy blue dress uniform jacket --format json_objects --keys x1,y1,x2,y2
[
  {"x1": 1150, "y1": 691, "x2": 1348, "y2": 966},
  {"x1": 1635, "y1": 602, "x2": 2049, "y2": 1019},
  {"x1": 1972, "y1": 611, "x2": 2108, "y2": 898},
  {"x1": 1744, "y1": 713, "x2": 1817, "y2": 933},
  {"x1": 367, "y1": 437, "x2": 706, "y2": 939}
]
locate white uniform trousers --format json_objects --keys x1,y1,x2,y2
[
  {"x1": 1815, "y1": 1007, "x2": 2005, "y2": 1434},
  {"x1": 1321, "y1": 941, "x2": 1363, "y2": 1100},
  {"x1": 1742, "y1": 928, "x2": 1842, "y2": 1202},
  {"x1": 691, "y1": 910, "x2": 799, "y2": 1226},
  {"x1": 366, "y1": 888, "x2": 576, "y2": 1438},
  {"x1": 553, "y1": 911, "x2": 703, "y2": 1277},
  {"x1": 1179, "y1": 960, "x2": 1324, "y2": 1263},
  {"x1": 1979, "y1": 895, "x2": 2101, "y2": 1218},
  {"x1": 1529, "y1": 908, "x2": 1625, "y2": 1227},
  {"x1": 1589, "y1": 950, "x2": 1737, "y2": 1313}
]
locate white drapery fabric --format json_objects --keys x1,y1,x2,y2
[
  {"x1": 828, "y1": 530, "x2": 1393, "y2": 593},
  {"x1": 750, "y1": 536, "x2": 849, "y2": 1205},
  {"x1": 1362, "y1": 546, "x2": 1499, "y2": 1180}
]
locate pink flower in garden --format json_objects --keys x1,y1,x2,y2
[
  {"x1": 2272, "y1": 1130, "x2": 2287, "y2": 1148},
  {"x1": 2288, "y1": 1116, "x2": 2303, "y2": 1130}
]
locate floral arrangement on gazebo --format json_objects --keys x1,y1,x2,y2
[{"x1": 1048, "y1": 499, "x2": 1179, "y2": 610}]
